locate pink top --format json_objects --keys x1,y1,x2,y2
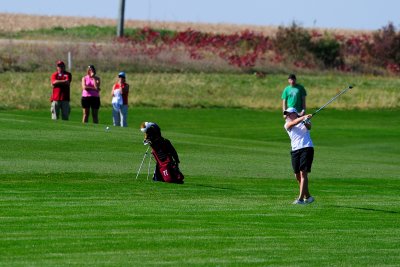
[{"x1": 82, "y1": 75, "x2": 100, "y2": 97}]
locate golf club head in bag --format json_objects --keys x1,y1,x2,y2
[{"x1": 140, "y1": 122, "x2": 161, "y2": 145}]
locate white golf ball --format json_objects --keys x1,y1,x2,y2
[{"x1": 106, "y1": 126, "x2": 110, "y2": 130}]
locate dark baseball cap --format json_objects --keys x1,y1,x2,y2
[
  {"x1": 56, "y1": 60, "x2": 65, "y2": 66},
  {"x1": 288, "y1": 74, "x2": 296, "y2": 80}
]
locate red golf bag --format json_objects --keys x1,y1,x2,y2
[{"x1": 151, "y1": 138, "x2": 184, "y2": 184}]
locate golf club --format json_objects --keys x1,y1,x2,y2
[
  {"x1": 312, "y1": 85, "x2": 353, "y2": 116},
  {"x1": 303, "y1": 85, "x2": 353, "y2": 124}
]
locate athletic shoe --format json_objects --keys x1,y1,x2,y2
[
  {"x1": 292, "y1": 199, "x2": 306, "y2": 205},
  {"x1": 304, "y1": 196, "x2": 315, "y2": 204}
]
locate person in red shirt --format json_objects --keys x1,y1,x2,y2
[
  {"x1": 111, "y1": 72, "x2": 130, "y2": 127},
  {"x1": 50, "y1": 60, "x2": 72, "y2": 120}
]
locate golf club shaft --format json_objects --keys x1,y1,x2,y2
[
  {"x1": 312, "y1": 85, "x2": 353, "y2": 116},
  {"x1": 135, "y1": 146, "x2": 150, "y2": 179}
]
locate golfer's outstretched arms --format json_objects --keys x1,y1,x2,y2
[{"x1": 285, "y1": 115, "x2": 312, "y2": 130}]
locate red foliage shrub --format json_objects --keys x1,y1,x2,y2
[
  {"x1": 116, "y1": 27, "x2": 272, "y2": 69},
  {"x1": 4, "y1": 23, "x2": 400, "y2": 74},
  {"x1": 368, "y1": 23, "x2": 400, "y2": 68}
]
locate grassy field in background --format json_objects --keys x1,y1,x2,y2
[
  {"x1": 0, "y1": 23, "x2": 383, "y2": 74},
  {"x1": 0, "y1": 13, "x2": 283, "y2": 36},
  {"x1": 0, "y1": 18, "x2": 366, "y2": 40},
  {"x1": 0, "y1": 25, "x2": 126, "y2": 41},
  {"x1": 1, "y1": 108, "x2": 399, "y2": 266},
  {"x1": 1, "y1": 72, "x2": 399, "y2": 110}
]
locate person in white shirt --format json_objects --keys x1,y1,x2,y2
[
  {"x1": 111, "y1": 72, "x2": 130, "y2": 127},
  {"x1": 283, "y1": 107, "x2": 315, "y2": 205}
]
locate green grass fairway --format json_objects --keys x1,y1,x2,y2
[{"x1": 1, "y1": 108, "x2": 399, "y2": 266}]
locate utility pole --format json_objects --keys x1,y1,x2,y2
[{"x1": 117, "y1": 0, "x2": 125, "y2": 37}]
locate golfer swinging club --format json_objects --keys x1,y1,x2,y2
[{"x1": 283, "y1": 107, "x2": 315, "y2": 205}]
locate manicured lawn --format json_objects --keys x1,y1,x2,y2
[{"x1": 0, "y1": 108, "x2": 399, "y2": 266}]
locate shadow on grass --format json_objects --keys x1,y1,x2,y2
[
  {"x1": 333, "y1": 205, "x2": 399, "y2": 214},
  {"x1": 189, "y1": 183, "x2": 236, "y2": 191}
]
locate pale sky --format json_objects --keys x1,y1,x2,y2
[{"x1": 1, "y1": 0, "x2": 399, "y2": 30}]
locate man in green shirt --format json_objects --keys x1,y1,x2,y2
[{"x1": 281, "y1": 74, "x2": 307, "y2": 117}]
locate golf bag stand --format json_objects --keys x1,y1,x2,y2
[{"x1": 135, "y1": 146, "x2": 152, "y2": 180}]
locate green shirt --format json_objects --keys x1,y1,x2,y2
[{"x1": 281, "y1": 84, "x2": 307, "y2": 112}]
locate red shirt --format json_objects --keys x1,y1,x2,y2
[
  {"x1": 51, "y1": 71, "x2": 72, "y2": 101},
  {"x1": 113, "y1": 82, "x2": 129, "y2": 105}
]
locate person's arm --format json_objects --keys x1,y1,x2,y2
[
  {"x1": 111, "y1": 84, "x2": 116, "y2": 97},
  {"x1": 94, "y1": 77, "x2": 101, "y2": 91},
  {"x1": 81, "y1": 77, "x2": 87, "y2": 91},
  {"x1": 300, "y1": 95, "x2": 306, "y2": 116},
  {"x1": 83, "y1": 76, "x2": 100, "y2": 91},
  {"x1": 282, "y1": 99, "x2": 287, "y2": 113},
  {"x1": 122, "y1": 83, "x2": 129, "y2": 94},
  {"x1": 285, "y1": 114, "x2": 312, "y2": 130},
  {"x1": 282, "y1": 89, "x2": 288, "y2": 118},
  {"x1": 52, "y1": 79, "x2": 68, "y2": 86},
  {"x1": 282, "y1": 99, "x2": 288, "y2": 118},
  {"x1": 304, "y1": 115, "x2": 312, "y2": 130},
  {"x1": 51, "y1": 73, "x2": 56, "y2": 86},
  {"x1": 51, "y1": 73, "x2": 69, "y2": 86}
]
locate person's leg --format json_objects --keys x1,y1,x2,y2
[
  {"x1": 91, "y1": 97, "x2": 100, "y2": 124},
  {"x1": 292, "y1": 148, "x2": 314, "y2": 204},
  {"x1": 82, "y1": 108, "x2": 90, "y2": 123},
  {"x1": 51, "y1": 101, "x2": 60, "y2": 120},
  {"x1": 92, "y1": 109, "x2": 98, "y2": 124},
  {"x1": 294, "y1": 172, "x2": 301, "y2": 183},
  {"x1": 61, "y1": 101, "x2": 70, "y2": 120},
  {"x1": 120, "y1": 105, "x2": 128, "y2": 127},
  {"x1": 291, "y1": 150, "x2": 303, "y2": 203},
  {"x1": 299, "y1": 171, "x2": 310, "y2": 200},
  {"x1": 300, "y1": 147, "x2": 314, "y2": 202},
  {"x1": 51, "y1": 101, "x2": 56, "y2": 120},
  {"x1": 293, "y1": 171, "x2": 304, "y2": 204},
  {"x1": 81, "y1": 98, "x2": 90, "y2": 123},
  {"x1": 112, "y1": 107, "x2": 120, "y2": 126}
]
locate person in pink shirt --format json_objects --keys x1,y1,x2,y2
[{"x1": 81, "y1": 65, "x2": 101, "y2": 123}]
